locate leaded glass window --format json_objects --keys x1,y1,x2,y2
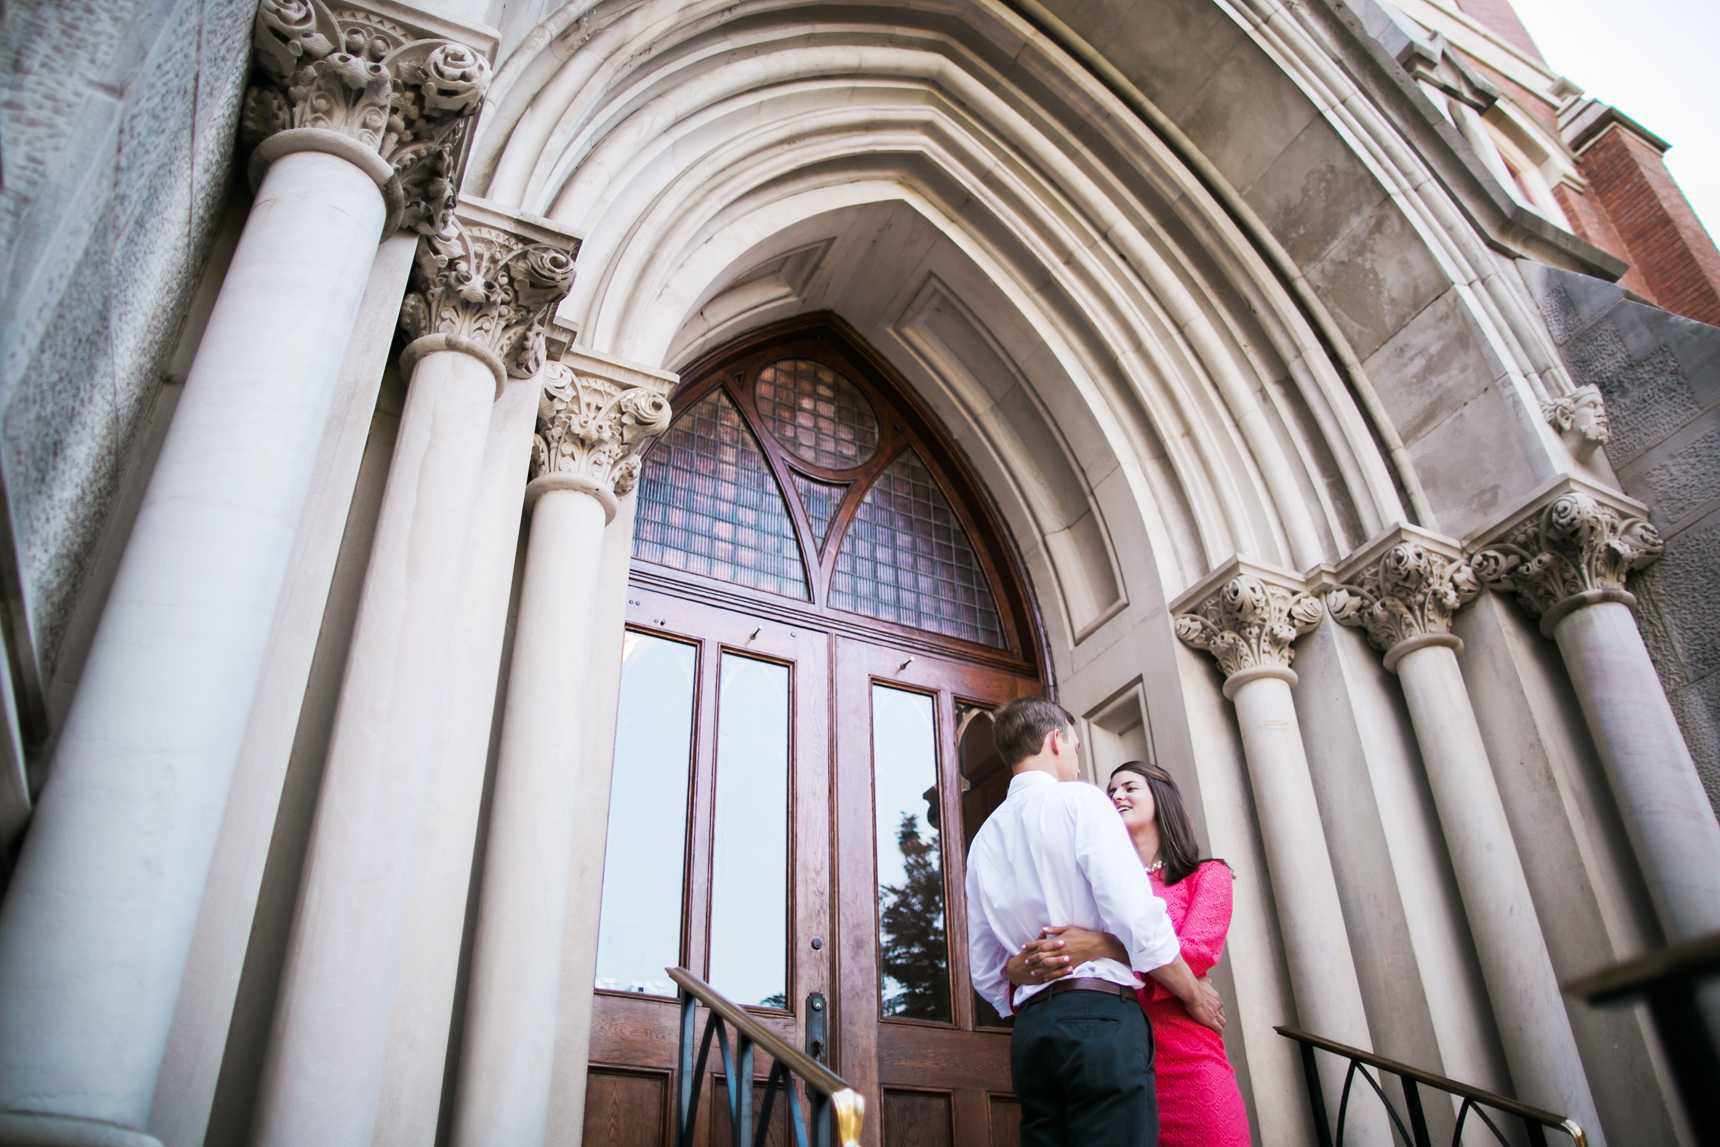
[
  {"x1": 753, "y1": 359, "x2": 879, "y2": 470},
  {"x1": 832, "y1": 450, "x2": 1005, "y2": 646},
  {"x1": 633, "y1": 391, "x2": 810, "y2": 599}
]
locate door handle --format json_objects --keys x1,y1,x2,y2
[{"x1": 806, "y1": 992, "x2": 828, "y2": 1063}]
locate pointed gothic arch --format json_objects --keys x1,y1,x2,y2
[{"x1": 630, "y1": 313, "x2": 1050, "y2": 679}]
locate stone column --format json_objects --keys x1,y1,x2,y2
[
  {"x1": 1173, "y1": 562, "x2": 1385, "y2": 1141},
  {"x1": 450, "y1": 349, "x2": 675, "y2": 1147},
  {"x1": 1326, "y1": 530, "x2": 1603, "y2": 1137},
  {"x1": 250, "y1": 216, "x2": 577, "y2": 1147},
  {"x1": 1472, "y1": 481, "x2": 1720, "y2": 943},
  {"x1": 0, "y1": 6, "x2": 488, "y2": 1144}
]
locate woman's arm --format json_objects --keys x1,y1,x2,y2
[
  {"x1": 1005, "y1": 926, "x2": 1128, "y2": 985},
  {"x1": 1176, "y1": 863, "x2": 1234, "y2": 978}
]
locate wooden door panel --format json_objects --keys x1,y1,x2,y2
[
  {"x1": 987, "y1": 1097, "x2": 1020, "y2": 1147},
  {"x1": 876, "y1": 1027, "x2": 1010, "y2": 1091},
  {"x1": 583, "y1": 1069, "x2": 669, "y2": 1147},
  {"x1": 710, "y1": 1081, "x2": 797, "y2": 1147},
  {"x1": 882, "y1": 1091, "x2": 953, "y2": 1147}
]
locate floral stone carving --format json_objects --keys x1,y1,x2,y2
[
  {"x1": 1471, "y1": 490, "x2": 1663, "y2": 621},
  {"x1": 398, "y1": 221, "x2": 577, "y2": 380},
  {"x1": 1174, "y1": 573, "x2": 1324, "y2": 679},
  {"x1": 1326, "y1": 541, "x2": 1480, "y2": 653},
  {"x1": 243, "y1": 0, "x2": 491, "y2": 234},
  {"x1": 532, "y1": 362, "x2": 675, "y2": 503}
]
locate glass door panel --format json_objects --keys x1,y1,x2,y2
[
  {"x1": 595, "y1": 632, "x2": 699, "y2": 997},
  {"x1": 871, "y1": 685, "x2": 949, "y2": 1022},
  {"x1": 709, "y1": 653, "x2": 792, "y2": 1008}
]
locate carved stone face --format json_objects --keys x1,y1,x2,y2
[{"x1": 1567, "y1": 389, "x2": 1611, "y2": 444}]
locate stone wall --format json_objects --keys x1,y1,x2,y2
[
  {"x1": 0, "y1": 0, "x2": 252, "y2": 741},
  {"x1": 1521, "y1": 261, "x2": 1720, "y2": 814}
]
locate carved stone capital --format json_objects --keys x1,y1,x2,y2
[
  {"x1": 398, "y1": 208, "x2": 577, "y2": 382},
  {"x1": 1171, "y1": 560, "x2": 1323, "y2": 682},
  {"x1": 529, "y1": 348, "x2": 678, "y2": 522},
  {"x1": 1324, "y1": 527, "x2": 1479, "y2": 664},
  {"x1": 1542, "y1": 385, "x2": 1612, "y2": 464},
  {"x1": 243, "y1": 0, "x2": 493, "y2": 234},
  {"x1": 1469, "y1": 478, "x2": 1662, "y2": 633}
]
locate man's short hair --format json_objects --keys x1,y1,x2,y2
[{"x1": 993, "y1": 697, "x2": 1074, "y2": 766}]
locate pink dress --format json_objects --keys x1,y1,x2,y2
[{"x1": 1136, "y1": 860, "x2": 1251, "y2": 1147}]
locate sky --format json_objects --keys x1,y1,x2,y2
[{"x1": 1506, "y1": 0, "x2": 1720, "y2": 239}]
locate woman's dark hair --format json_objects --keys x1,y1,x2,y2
[{"x1": 1108, "y1": 761, "x2": 1216, "y2": 885}]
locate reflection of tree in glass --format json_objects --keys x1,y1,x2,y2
[
  {"x1": 879, "y1": 813, "x2": 950, "y2": 1020},
  {"x1": 760, "y1": 992, "x2": 787, "y2": 1010}
]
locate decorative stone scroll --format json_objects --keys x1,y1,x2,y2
[
  {"x1": 1541, "y1": 385, "x2": 1612, "y2": 465},
  {"x1": 398, "y1": 220, "x2": 577, "y2": 384},
  {"x1": 243, "y1": 0, "x2": 491, "y2": 234},
  {"x1": 530, "y1": 352, "x2": 677, "y2": 520},
  {"x1": 1173, "y1": 567, "x2": 1323, "y2": 680},
  {"x1": 1471, "y1": 485, "x2": 1663, "y2": 632},
  {"x1": 1324, "y1": 534, "x2": 1480, "y2": 661}
]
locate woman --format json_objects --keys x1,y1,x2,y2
[{"x1": 1006, "y1": 761, "x2": 1250, "y2": 1147}]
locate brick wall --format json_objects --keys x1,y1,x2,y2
[
  {"x1": 1578, "y1": 125, "x2": 1720, "y2": 327},
  {"x1": 1551, "y1": 183, "x2": 1656, "y2": 301}
]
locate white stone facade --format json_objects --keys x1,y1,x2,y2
[{"x1": 0, "y1": 0, "x2": 1713, "y2": 1145}]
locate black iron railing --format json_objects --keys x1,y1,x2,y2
[
  {"x1": 1276, "y1": 1026, "x2": 1586, "y2": 1147},
  {"x1": 670, "y1": 967, "x2": 864, "y2": 1147},
  {"x1": 1564, "y1": 930, "x2": 1720, "y2": 1146}
]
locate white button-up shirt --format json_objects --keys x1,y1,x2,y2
[{"x1": 965, "y1": 770, "x2": 1181, "y2": 1015}]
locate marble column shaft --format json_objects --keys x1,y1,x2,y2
[
  {"x1": 1472, "y1": 484, "x2": 1720, "y2": 942},
  {"x1": 451, "y1": 351, "x2": 675, "y2": 1147},
  {"x1": 251, "y1": 214, "x2": 576, "y2": 1147},
  {"x1": 0, "y1": 145, "x2": 389, "y2": 1140},
  {"x1": 1174, "y1": 566, "x2": 1385, "y2": 1142},
  {"x1": 0, "y1": 6, "x2": 493, "y2": 1137},
  {"x1": 249, "y1": 346, "x2": 497, "y2": 1147},
  {"x1": 1328, "y1": 532, "x2": 1603, "y2": 1140},
  {"x1": 1551, "y1": 601, "x2": 1720, "y2": 938},
  {"x1": 1392, "y1": 641, "x2": 1601, "y2": 1133}
]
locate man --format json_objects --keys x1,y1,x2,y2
[{"x1": 965, "y1": 697, "x2": 1224, "y2": 1147}]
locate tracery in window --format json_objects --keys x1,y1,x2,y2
[
  {"x1": 788, "y1": 470, "x2": 849, "y2": 553},
  {"x1": 832, "y1": 449, "x2": 1004, "y2": 647},
  {"x1": 633, "y1": 391, "x2": 810, "y2": 599},
  {"x1": 753, "y1": 358, "x2": 879, "y2": 470}
]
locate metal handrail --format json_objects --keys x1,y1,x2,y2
[
  {"x1": 670, "y1": 967, "x2": 864, "y2": 1147},
  {"x1": 1563, "y1": 930, "x2": 1720, "y2": 1143},
  {"x1": 1277, "y1": 1026, "x2": 1586, "y2": 1147}
]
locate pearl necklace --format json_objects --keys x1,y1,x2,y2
[{"x1": 1146, "y1": 860, "x2": 1164, "y2": 874}]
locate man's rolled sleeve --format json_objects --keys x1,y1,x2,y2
[
  {"x1": 1074, "y1": 786, "x2": 1181, "y2": 972},
  {"x1": 965, "y1": 860, "x2": 1014, "y2": 1015}
]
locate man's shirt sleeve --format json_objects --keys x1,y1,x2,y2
[
  {"x1": 965, "y1": 844, "x2": 1014, "y2": 1015},
  {"x1": 1072, "y1": 786, "x2": 1181, "y2": 972}
]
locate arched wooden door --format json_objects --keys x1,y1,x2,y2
[{"x1": 584, "y1": 316, "x2": 1047, "y2": 1147}]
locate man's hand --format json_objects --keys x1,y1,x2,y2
[{"x1": 1006, "y1": 926, "x2": 1129, "y2": 986}]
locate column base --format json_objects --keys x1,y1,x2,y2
[{"x1": 0, "y1": 1113, "x2": 163, "y2": 1147}]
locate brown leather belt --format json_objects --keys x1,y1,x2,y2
[{"x1": 1016, "y1": 977, "x2": 1135, "y2": 1011}]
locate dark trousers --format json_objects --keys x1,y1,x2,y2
[{"x1": 1009, "y1": 989, "x2": 1157, "y2": 1147}]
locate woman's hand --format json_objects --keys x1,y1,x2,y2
[
  {"x1": 1182, "y1": 975, "x2": 1226, "y2": 1033},
  {"x1": 1005, "y1": 926, "x2": 1128, "y2": 986}
]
